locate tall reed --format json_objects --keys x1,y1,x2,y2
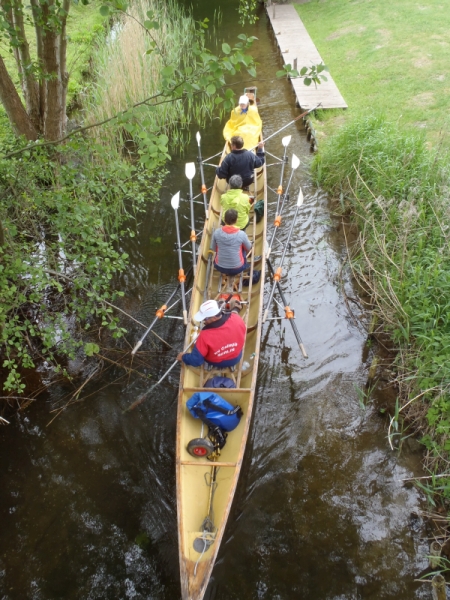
[{"x1": 86, "y1": 0, "x2": 215, "y2": 151}]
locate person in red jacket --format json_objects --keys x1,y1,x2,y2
[{"x1": 176, "y1": 299, "x2": 246, "y2": 368}]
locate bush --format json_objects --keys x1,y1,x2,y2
[{"x1": 0, "y1": 134, "x2": 165, "y2": 393}]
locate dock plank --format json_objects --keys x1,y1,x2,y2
[{"x1": 266, "y1": 4, "x2": 347, "y2": 110}]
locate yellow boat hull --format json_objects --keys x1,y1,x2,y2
[{"x1": 176, "y1": 137, "x2": 267, "y2": 600}]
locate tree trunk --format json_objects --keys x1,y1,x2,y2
[
  {"x1": 0, "y1": 0, "x2": 70, "y2": 142},
  {"x1": 37, "y1": 0, "x2": 69, "y2": 141},
  {"x1": 0, "y1": 56, "x2": 38, "y2": 140},
  {"x1": 30, "y1": 0, "x2": 46, "y2": 134},
  {"x1": 11, "y1": 0, "x2": 41, "y2": 132}
]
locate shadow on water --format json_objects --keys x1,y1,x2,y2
[{"x1": 0, "y1": 1, "x2": 430, "y2": 599}]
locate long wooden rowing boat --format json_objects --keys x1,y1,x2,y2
[{"x1": 176, "y1": 91, "x2": 267, "y2": 600}]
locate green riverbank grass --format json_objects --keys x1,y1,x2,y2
[
  {"x1": 295, "y1": 0, "x2": 450, "y2": 147},
  {"x1": 313, "y1": 115, "x2": 450, "y2": 501}
]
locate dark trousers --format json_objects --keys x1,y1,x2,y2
[{"x1": 214, "y1": 262, "x2": 249, "y2": 276}]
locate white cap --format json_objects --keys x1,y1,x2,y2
[
  {"x1": 238, "y1": 95, "x2": 249, "y2": 105},
  {"x1": 194, "y1": 300, "x2": 221, "y2": 322}
]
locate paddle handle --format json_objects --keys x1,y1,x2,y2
[
  {"x1": 247, "y1": 104, "x2": 321, "y2": 152},
  {"x1": 125, "y1": 337, "x2": 196, "y2": 413},
  {"x1": 131, "y1": 340, "x2": 142, "y2": 355}
]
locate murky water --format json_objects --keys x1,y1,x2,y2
[{"x1": 0, "y1": 2, "x2": 431, "y2": 599}]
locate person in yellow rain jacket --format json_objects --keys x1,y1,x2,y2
[
  {"x1": 220, "y1": 175, "x2": 252, "y2": 230},
  {"x1": 223, "y1": 94, "x2": 262, "y2": 150}
]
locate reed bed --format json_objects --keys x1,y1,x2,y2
[
  {"x1": 313, "y1": 114, "x2": 450, "y2": 502},
  {"x1": 86, "y1": 0, "x2": 215, "y2": 151}
]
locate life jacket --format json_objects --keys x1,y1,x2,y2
[{"x1": 186, "y1": 392, "x2": 243, "y2": 432}]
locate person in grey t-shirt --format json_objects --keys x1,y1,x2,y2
[{"x1": 212, "y1": 209, "x2": 252, "y2": 276}]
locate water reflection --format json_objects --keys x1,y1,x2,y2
[{"x1": 0, "y1": 2, "x2": 428, "y2": 599}]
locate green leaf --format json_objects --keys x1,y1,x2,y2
[
  {"x1": 161, "y1": 66, "x2": 174, "y2": 78},
  {"x1": 304, "y1": 77, "x2": 312, "y2": 86},
  {"x1": 206, "y1": 83, "x2": 216, "y2": 95},
  {"x1": 222, "y1": 43, "x2": 231, "y2": 55},
  {"x1": 99, "y1": 5, "x2": 109, "y2": 16},
  {"x1": 84, "y1": 343, "x2": 100, "y2": 357}
]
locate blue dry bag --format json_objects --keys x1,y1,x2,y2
[{"x1": 186, "y1": 392, "x2": 242, "y2": 432}]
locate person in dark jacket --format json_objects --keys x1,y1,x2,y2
[
  {"x1": 176, "y1": 299, "x2": 246, "y2": 368},
  {"x1": 216, "y1": 135, "x2": 265, "y2": 188}
]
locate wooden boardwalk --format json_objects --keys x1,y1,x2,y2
[{"x1": 266, "y1": 3, "x2": 347, "y2": 110}]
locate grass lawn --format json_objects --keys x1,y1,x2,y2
[{"x1": 294, "y1": 0, "x2": 450, "y2": 148}]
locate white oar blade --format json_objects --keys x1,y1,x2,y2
[
  {"x1": 297, "y1": 187, "x2": 304, "y2": 207},
  {"x1": 291, "y1": 154, "x2": 300, "y2": 170},
  {"x1": 171, "y1": 191, "x2": 180, "y2": 210},
  {"x1": 196, "y1": 131, "x2": 201, "y2": 144},
  {"x1": 185, "y1": 162, "x2": 196, "y2": 180},
  {"x1": 282, "y1": 135, "x2": 291, "y2": 147}
]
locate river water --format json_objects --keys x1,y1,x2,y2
[{"x1": 0, "y1": 1, "x2": 431, "y2": 599}]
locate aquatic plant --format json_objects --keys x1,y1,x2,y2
[{"x1": 85, "y1": 0, "x2": 252, "y2": 157}]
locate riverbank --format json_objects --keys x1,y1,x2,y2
[{"x1": 294, "y1": 1, "x2": 450, "y2": 512}]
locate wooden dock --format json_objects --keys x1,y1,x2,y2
[{"x1": 266, "y1": 3, "x2": 347, "y2": 110}]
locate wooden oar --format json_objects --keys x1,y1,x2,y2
[
  {"x1": 263, "y1": 187, "x2": 304, "y2": 324},
  {"x1": 124, "y1": 337, "x2": 197, "y2": 413},
  {"x1": 247, "y1": 103, "x2": 322, "y2": 153},
  {"x1": 266, "y1": 258, "x2": 308, "y2": 358},
  {"x1": 186, "y1": 162, "x2": 197, "y2": 274},
  {"x1": 204, "y1": 226, "x2": 216, "y2": 301},
  {"x1": 276, "y1": 134, "x2": 291, "y2": 198},
  {"x1": 196, "y1": 132, "x2": 209, "y2": 218},
  {"x1": 171, "y1": 192, "x2": 188, "y2": 325},
  {"x1": 267, "y1": 153, "x2": 300, "y2": 258}
]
